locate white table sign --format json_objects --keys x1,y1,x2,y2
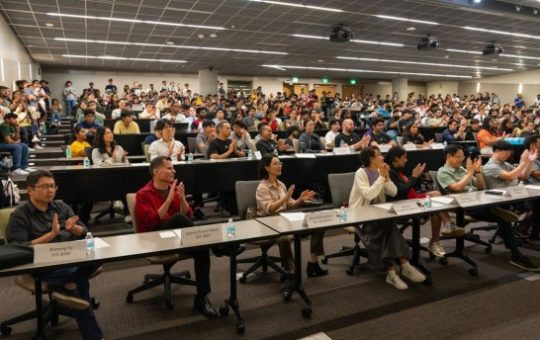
[
  {"x1": 181, "y1": 225, "x2": 223, "y2": 246},
  {"x1": 403, "y1": 143, "x2": 417, "y2": 151},
  {"x1": 378, "y1": 144, "x2": 391, "y2": 153},
  {"x1": 34, "y1": 240, "x2": 86, "y2": 264},
  {"x1": 431, "y1": 143, "x2": 445, "y2": 150},
  {"x1": 431, "y1": 196, "x2": 455, "y2": 205},
  {"x1": 304, "y1": 211, "x2": 339, "y2": 228},
  {"x1": 296, "y1": 153, "x2": 317, "y2": 159},
  {"x1": 333, "y1": 147, "x2": 351, "y2": 155},
  {"x1": 391, "y1": 200, "x2": 423, "y2": 215},
  {"x1": 452, "y1": 192, "x2": 479, "y2": 207},
  {"x1": 507, "y1": 186, "x2": 529, "y2": 199}
]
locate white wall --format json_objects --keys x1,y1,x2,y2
[
  {"x1": 426, "y1": 82, "x2": 459, "y2": 98},
  {"x1": 0, "y1": 14, "x2": 39, "y2": 87}
]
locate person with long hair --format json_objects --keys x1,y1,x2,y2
[
  {"x1": 91, "y1": 127, "x2": 128, "y2": 166},
  {"x1": 477, "y1": 116, "x2": 503, "y2": 155}
]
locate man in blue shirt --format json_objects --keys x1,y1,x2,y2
[
  {"x1": 442, "y1": 119, "x2": 466, "y2": 143},
  {"x1": 76, "y1": 110, "x2": 100, "y2": 137}
]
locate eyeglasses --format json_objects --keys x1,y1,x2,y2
[{"x1": 32, "y1": 184, "x2": 59, "y2": 190}]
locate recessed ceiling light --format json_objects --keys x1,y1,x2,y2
[
  {"x1": 55, "y1": 37, "x2": 288, "y2": 55},
  {"x1": 45, "y1": 23, "x2": 54, "y2": 27},
  {"x1": 291, "y1": 34, "x2": 404, "y2": 47},
  {"x1": 463, "y1": 26, "x2": 540, "y2": 41},
  {"x1": 247, "y1": 0, "x2": 343, "y2": 13},
  {"x1": 198, "y1": 34, "x2": 205, "y2": 39},
  {"x1": 47, "y1": 12, "x2": 225, "y2": 31},
  {"x1": 406, "y1": 27, "x2": 416, "y2": 31},
  {"x1": 446, "y1": 48, "x2": 540, "y2": 61},
  {"x1": 262, "y1": 64, "x2": 472, "y2": 78},
  {"x1": 336, "y1": 56, "x2": 513, "y2": 71},
  {"x1": 209, "y1": 33, "x2": 217, "y2": 38},
  {"x1": 375, "y1": 15, "x2": 439, "y2": 25},
  {"x1": 62, "y1": 54, "x2": 187, "y2": 63},
  {"x1": 166, "y1": 41, "x2": 174, "y2": 45}
]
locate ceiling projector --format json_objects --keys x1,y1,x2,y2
[
  {"x1": 329, "y1": 23, "x2": 353, "y2": 43},
  {"x1": 417, "y1": 34, "x2": 440, "y2": 50},
  {"x1": 483, "y1": 42, "x2": 504, "y2": 55}
]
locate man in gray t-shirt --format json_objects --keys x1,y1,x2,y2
[{"x1": 482, "y1": 140, "x2": 535, "y2": 189}]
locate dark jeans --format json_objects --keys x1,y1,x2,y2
[
  {"x1": 159, "y1": 213, "x2": 211, "y2": 297},
  {"x1": 40, "y1": 264, "x2": 103, "y2": 340},
  {"x1": 467, "y1": 208, "x2": 518, "y2": 250}
]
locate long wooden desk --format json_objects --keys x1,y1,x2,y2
[{"x1": 0, "y1": 220, "x2": 279, "y2": 337}]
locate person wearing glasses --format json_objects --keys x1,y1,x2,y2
[
  {"x1": 256, "y1": 154, "x2": 327, "y2": 301},
  {"x1": 7, "y1": 170, "x2": 104, "y2": 340}
]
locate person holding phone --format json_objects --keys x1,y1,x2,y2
[
  {"x1": 385, "y1": 146, "x2": 459, "y2": 257},
  {"x1": 91, "y1": 127, "x2": 129, "y2": 166}
]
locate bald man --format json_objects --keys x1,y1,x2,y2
[{"x1": 334, "y1": 118, "x2": 370, "y2": 150}]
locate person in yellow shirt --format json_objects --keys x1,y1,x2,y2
[
  {"x1": 113, "y1": 111, "x2": 140, "y2": 134},
  {"x1": 70, "y1": 126, "x2": 91, "y2": 157}
]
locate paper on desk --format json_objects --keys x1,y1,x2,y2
[
  {"x1": 431, "y1": 196, "x2": 455, "y2": 205},
  {"x1": 374, "y1": 203, "x2": 393, "y2": 211},
  {"x1": 159, "y1": 231, "x2": 176, "y2": 238},
  {"x1": 173, "y1": 229, "x2": 182, "y2": 241},
  {"x1": 93, "y1": 237, "x2": 110, "y2": 249},
  {"x1": 280, "y1": 212, "x2": 306, "y2": 221},
  {"x1": 525, "y1": 185, "x2": 540, "y2": 191},
  {"x1": 295, "y1": 153, "x2": 316, "y2": 159},
  {"x1": 130, "y1": 162, "x2": 149, "y2": 167}
]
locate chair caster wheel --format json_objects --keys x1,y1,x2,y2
[
  {"x1": 301, "y1": 307, "x2": 312, "y2": 318},
  {"x1": 423, "y1": 277, "x2": 433, "y2": 286},
  {"x1": 485, "y1": 246, "x2": 492, "y2": 254},
  {"x1": 239, "y1": 276, "x2": 247, "y2": 284},
  {"x1": 126, "y1": 295, "x2": 133, "y2": 303},
  {"x1": 468, "y1": 268, "x2": 479, "y2": 276},
  {"x1": 346, "y1": 268, "x2": 354, "y2": 276},
  {"x1": 165, "y1": 301, "x2": 174, "y2": 310},
  {"x1": 1, "y1": 326, "x2": 12, "y2": 335},
  {"x1": 236, "y1": 322, "x2": 245, "y2": 334},
  {"x1": 321, "y1": 258, "x2": 328, "y2": 265},
  {"x1": 439, "y1": 257, "x2": 448, "y2": 266},
  {"x1": 219, "y1": 305, "x2": 229, "y2": 316}
]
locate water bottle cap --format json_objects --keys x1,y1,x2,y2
[{"x1": 228, "y1": 218, "x2": 233, "y2": 223}]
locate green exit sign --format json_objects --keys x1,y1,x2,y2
[
  {"x1": 322, "y1": 77, "x2": 329, "y2": 84},
  {"x1": 350, "y1": 79, "x2": 357, "y2": 85},
  {"x1": 292, "y1": 77, "x2": 299, "y2": 82}
]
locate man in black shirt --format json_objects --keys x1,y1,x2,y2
[
  {"x1": 368, "y1": 117, "x2": 396, "y2": 147},
  {"x1": 256, "y1": 124, "x2": 288, "y2": 155},
  {"x1": 334, "y1": 118, "x2": 370, "y2": 150},
  {"x1": 208, "y1": 122, "x2": 245, "y2": 159},
  {"x1": 104, "y1": 78, "x2": 117, "y2": 93}
]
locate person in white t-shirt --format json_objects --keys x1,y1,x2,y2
[
  {"x1": 324, "y1": 118, "x2": 340, "y2": 149},
  {"x1": 148, "y1": 119, "x2": 185, "y2": 161}
]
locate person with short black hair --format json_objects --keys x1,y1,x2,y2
[
  {"x1": 134, "y1": 156, "x2": 216, "y2": 318},
  {"x1": 231, "y1": 120, "x2": 255, "y2": 152},
  {"x1": 77, "y1": 110, "x2": 100, "y2": 136},
  {"x1": 0, "y1": 113, "x2": 35, "y2": 175},
  {"x1": 442, "y1": 119, "x2": 466, "y2": 143},
  {"x1": 113, "y1": 110, "x2": 140, "y2": 134},
  {"x1": 299, "y1": 121, "x2": 323, "y2": 153},
  {"x1": 367, "y1": 117, "x2": 396, "y2": 147},
  {"x1": 8, "y1": 170, "x2": 104, "y2": 339},
  {"x1": 255, "y1": 124, "x2": 288, "y2": 156},
  {"x1": 105, "y1": 78, "x2": 117, "y2": 93},
  {"x1": 208, "y1": 121, "x2": 245, "y2": 159},
  {"x1": 70, "y1": 125, "x2": 91, "y2": 158},
  {"x1": 149, "y1": 119, "x2": 185, "y2": 161},
  {"x1": 196, "y1": 120, "x2": 216, "y2": 155},
  {"x1": 324, "y1": 118, "x2": 340, "y2": 149}
]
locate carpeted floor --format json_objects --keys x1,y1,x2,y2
[{"x1": 1, "y1": 226, "x2": 540, "y2": 340}]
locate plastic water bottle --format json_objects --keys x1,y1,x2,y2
[
  {"x1": 423, "y1": 194, "x2": 432, "y2": 209},
  {"x1": 442, "y1": 140, "x2": 448, "y2": 149},
  {"x1": 65, "y1": 145, "x2": 72, "y2": 159},
  {"x1": 226, "y1": 218, "x2": 236, "y2": 238},
  {"x1": 85, "y1": 232, "x2": 95, "y2": 254},
  {"x1": 337, "y1": 206, "x2": 347, "y2": 222},
  {"x1": 83, "y1": 157, "x2": 90, "y2": 168},
  {"x1": 187, "y1": 153, "x2": 194, "y2": 163},
  {"x1": 247, "y1": 149, "x2": 254, "y2": 159},
  {"x1": 273, "y1": 148, "x2": 279, "y2": 157}
]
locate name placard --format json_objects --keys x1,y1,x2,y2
[
  {"x1": 507, "y1": 186, "x2": 529, "y2": 199},
  {"x1": 403, "y1": 143, "x2": 417, "y2": 151},
  {"x1": 296, "y1": 153, "x2": 317, "y2": 159},
  {"x1": 254, "y1": 151, "x2": 262, "y2": 160},
  {"x1": 431, "y1": 143, "x2": 445, "y2": 150},
  {"x1": 333, "y1": 147, "x2": 351, "y2": 155},
  {"x1": 34, "y1": 240, "x2": 86, "y2": 264},
  {"x1": 304, "y1": 211, "x2": 339, "y2": 228},
  {"x1": 378, "y1": 144, "x2": 391, "y2": 153},
  {"x1": 452, "y1": 192, "x2": 478, "y2": 207},
  {"x1": 391, "y1": 200, "x2": 423, "y2": 215},
  {"x1": 181, "y1": 225, "x2": 223, "y2": 246}
]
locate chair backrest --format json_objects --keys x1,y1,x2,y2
[
  {"x1": 292, "y1": 139, "x2": 300, "y2": 153},
  {"x1": 320, "y1": 137, "x2": 326, "y2": 148},
  {"x1": 0, "y1": 207, "x2": 16, "y2": 243},
  {"x1": 235, "y1": 180, "x2": 260, "y2": 220},
  {"x1": 328, "y1": 172, "x2": 355, "y2": 208},
  {"x1": 126, "y1": 193, "x2": 138, "y2": 233},
  {"x1": 434, "y1": 133, "x2": 444, "y2": 143},
  {"x1": 187, "y1": 137, "x2": 198, "y2": 153},
  {"x1": 142, "y1": 143, "x2": 150, "y2": 162},
  {"x1": 429, "y1": 170, "x2": 444, "y2": 194}
]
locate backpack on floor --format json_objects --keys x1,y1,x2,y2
[{"x1": 0, "y1": 176, "x2": 20, "y2": 208}]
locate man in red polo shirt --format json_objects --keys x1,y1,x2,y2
[{"x1": 135, "y1": 156, "x2": 216, "y2": 318}]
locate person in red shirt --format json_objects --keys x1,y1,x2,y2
[{"x1": 135, "y1": 156, "x2": 216, "y2": 318}]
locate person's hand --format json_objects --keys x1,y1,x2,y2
[
  {"x1": 361, "y1": 134, "x2": 371, "y2": 148},
  {"x1": 412, "y1": 163, "x2": 425, "y2": 178},
  {"x1": 528, "y1": 149, "x2": 538, "y2": 162},
  {"x1": 229, "y1": 139, "x2": 237, "y2": 151},
  {"x1": 299, "y1": 190, "x2": 316, "y2": 202},
  {"x1": 378, "y1": 163, "x2": 390, "y2": 180},
  {"x1": 122, "y1": 151, "x2": 128, "y2": 162},
  {"x1": 286, "y1": 184, "x2": 295, "y2": 199},
  {"x1": 474, "y1": 158, "x2": 482, "y2": 172},
  {"x1": 427, "y1": 139, "x2": 434, "y2": 144},
  {"x1": 176, "y1": 181, "x2": 185, "y2": 198},
  {"x1": 65, "y1": 216, "x2": 79, "y2": 233},
  {"x1": 167, "y1": 141, "x2": 174, "y2": 155},
  {"x1": 51, "y1": 213, "x2": 60, "y2": 236},
  {"x1": 167, "y1": 179, "x2": 178, "y2": 202},
  {"x1": 466, "y1": 157, "x2": 474, "y2": 173}
]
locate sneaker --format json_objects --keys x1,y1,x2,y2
[
  {"x1": 34, "y1": 144, "x2": 44, "y2": 150},
  {"x1": 490, "y1": 206, "x2": 519, "y2": 223},
  {"x1": 509, "y1": 256, "x2": 540, "y2": 272},
  {"x1": 12, "y1": 169, "x2": 29, "y2": 176},
  {"x1": 113, "y1": 200, "x2": 125, "y2": 213},
  {"x1": 28, "y1": 147, "x2": 35, "y2": 152},
  {"x1": 441, "y1": 222, "x2": 466, "y2": 237},
  {"x1": 385, "y1": 270, "x2": 408, "y2": 290},
  {"x1": 401, "y1": 262, "x2": 426, "y2": 282},
  {"x1": 23, "y1": 167, "x2": 37, "y2": 172},
  {"x1": 51, "y1": 289, "x2": 90, "y2": 310},
  {"x1": 427, "y1": 241, "x2": 446, "y2": 257},
  {"x1": 306, "y1": 261, "x2": 328, "y2": 278},
  {"x1": 32, "y1": 135, "x2": 40, "y2": 143}
]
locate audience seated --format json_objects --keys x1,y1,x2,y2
[
  {"x1": 148, "y1": 119, "x2": 185, "y2": 161},
  {"x1": 77, "y1": 110, "x2": 101, "y2": 137},
  {"x1": 70, "y1": 125, "x2": 91, "y2": 158},
  {"x1": 113, "y1": 110, "x2": 140, "y2": 135},
  {"x1": 334, "y1": 118, "x2": 370, "y2": 150},
  {"x1": 91, "y1": 127, "x2": 129, "y2": 166},
  {"x1": 256, "y1": 124, "x2": 288, "y2": 156},
  {"x1": 0, "y1": 113, "x2": 35, "y2": 175},
  {"x1": 367, "y1": 118, "x2": 396, "y2": 147},
  {"x1": 298, "y1": 121, "x2": 323, "y2": 153}
]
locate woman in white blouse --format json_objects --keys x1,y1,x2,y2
[
  {"x1": 349, "y1": 146, "x2": 426, "y2": 290},
  {"x1": 91, "y1": 127, "x2": 129, "y2": 166}
]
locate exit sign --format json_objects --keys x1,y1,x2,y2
[
  {"x1": 350, "y1": 79, "x2": 357, "y2": 85},
  {"x1": 292, "y1": 77, "x2": 299, "y2": 82},
  {"x1": 322, "y1": 77, "x2": 329, "y2": 84}
]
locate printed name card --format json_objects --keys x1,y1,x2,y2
[
  {"x1": 431, "y1": 143, "x2": 445, "y2": 150},
  {"x1": 391, "y1": 200, "x2": 423, "y2": 215},
  {"x1": 181, "y1": 225, "x2": 223, "y2": 246},
  {"x1": 304, "y1": 211, "x2": 339, "y2": 228},
  {"x1": 333, "y1": 147, "x2": 351, "y2": 155},
  {"x1": 296, "y1": 153, "x2": 317, "y2": 159},
  {"x1": 402, "y1": 144, "x2": 417, "y2": 151},
  {"x1": 254, "y1": 151, "x2": 262, "y2": 160},
  {"x1": 506, "y1": 186, "x2": 529, "y2": 199},
  {"x1": 452, "y1": 192, "x2": 478, "y2": 207},
  {"x1": 34, "y1": 240, "x2": 86, "y2": 264},
  {"x1": 378, "y1": 144, "x2": 391, "y2": 153}
]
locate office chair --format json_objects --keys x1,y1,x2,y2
[
  {"x1": 235, "y1": 181, "x2": 286, "y2": 283},
  {"x1": 125, "y1": 194, "x2": 196, "y2": 310},
  {"x1": 322, "y1": 172, "x2": 369, "y2": 275},
  {"x1": 0, "y1": 208, "x2": 101, "y2": 336}
]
